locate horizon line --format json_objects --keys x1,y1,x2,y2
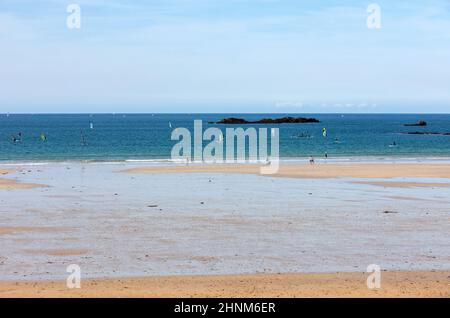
[{"x1": 2, "y1": 112, "x2": 450, "y2": 115}]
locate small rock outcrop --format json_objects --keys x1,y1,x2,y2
[
  {"x1": 402, "y1": 132, "x2": 450, "y2": 136},
  {"x1": 404, "y1": 121, "x2": 427, "y2": 127}
]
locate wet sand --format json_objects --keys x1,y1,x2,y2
[
  {"x1": 1, "y1": 271, "x2": 449, "y2": 298},
  {"x1": 124, "y1": 163, "x2": 450, "y2": 179},
  {"x1": 1, "y1": 161, "x2": 449, "y2": 297}
]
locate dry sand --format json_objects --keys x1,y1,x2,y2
[
  {"x1": 0, "y1": 170, "x2": 46, "y2": 190},
  {"x1": 0, "y1": 178, "x2": 46, "y2": 190},
  {"x1": 123, "y1": 163, "x2": 450, "y2": 179},
  {"x1": 0, "y1": 271, "x2": 448, "y2": 298},
  {"x1": 0, "y1": 226, "x2": 71, "y2": 236},
  {"x1": 354, "y1": 181, "x2": 450, "y2": 188},
  {"x1": 23, "y1": 249, "x2": 89, "y2": 257}
]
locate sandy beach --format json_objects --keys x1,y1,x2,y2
[
  {"x1": 0, "y1": 178, "x2": 45, "y2": 190},
  {"x1": 0, "y1": 169, "x2": 46, "y2": 190},
  {"x1": 3, "y1": 0, "x2": 450, "y2": 301},
  {"x1": 124, "y1": 163, "x2": 450, "y2": 179},
  {"x1": 1, "y1": 160, "x2": 449, "y2": 298},
  {"x1": 1, "y1": 271, "x2": 449, "y2": 298}
]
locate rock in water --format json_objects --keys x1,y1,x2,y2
[
  {"x1": 215, "y1": 116, "x2": 320, "y2": 124},
  {"x1": 404, "y1": 120, "x2": 427, "y2": 127}
]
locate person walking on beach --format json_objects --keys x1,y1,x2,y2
[{"x1": 309, "y1": 156, "x2": 315, "y2": 165}]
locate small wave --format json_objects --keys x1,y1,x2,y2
[{"x1": 2, "y1": 156, "x2": 450, "y2": 167}]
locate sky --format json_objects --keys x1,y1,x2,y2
[{"x1": 1, "y1": 0, "x2": 450, "y2": 113}]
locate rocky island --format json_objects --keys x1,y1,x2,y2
[
  {"x1": 213, "y1": 116, "x2": 320, "y2": 124},
  {"x1": 404, "y1": 120, "x2": 427, "y2": 127}
]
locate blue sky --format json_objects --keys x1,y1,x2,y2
[{"x1": 1, "y1": 0, "x2": 450, "y2": 113}]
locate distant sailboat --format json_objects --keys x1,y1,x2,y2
[
  {"x1": 90, "y1": 122, "x2": 94, "y2": 129},
  {"x1": 169, "y1": 122, "x2": 172, "y2": 129}
]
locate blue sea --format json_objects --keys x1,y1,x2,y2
[{"x1": 0, "y1": 113, "x2": 449, "y2": 161}]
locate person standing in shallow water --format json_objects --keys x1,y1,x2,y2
[{"x1": 10, "y1": 132, "x2": 22, "y2": 143}]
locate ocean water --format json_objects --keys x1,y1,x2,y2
[{"x1": 0, "y1": 113, "x2": 449, "y2": 161}]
